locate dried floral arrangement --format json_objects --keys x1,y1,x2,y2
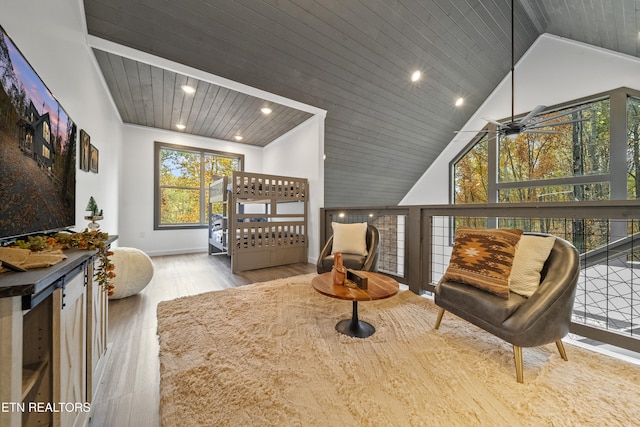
[{"x1": 12, "y1": 229, "x2": 116, "y2": 296}]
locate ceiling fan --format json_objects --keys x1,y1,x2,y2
[{"x1": 456, "y1": 0, "x2": 588, "y2": 139}]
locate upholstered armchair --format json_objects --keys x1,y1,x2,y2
[
  {"x1": 317, "y1": 223, "x2": 380, "y2": 274},
  {"x1": 434, "y1": 231, "x2": 580, "y2": 383}
]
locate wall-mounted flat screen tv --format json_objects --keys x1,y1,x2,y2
[{"x1": 0, "y1": 25, "x2": 76, "y2": 241}]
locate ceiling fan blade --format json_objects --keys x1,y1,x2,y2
[
  {"x1": 530, "y1": 105, "x2": 590, "y2": 125},
  {"x1": 454, "y1": 130, "x2": 490, "y2": 134},
  {"x1": 523, "y1": 129, "x2": 556, "y2": 134},
  {"x1": 483, "y1": 117, "x2": 507, "y2": 128},
  {"x1": 517, "y1": 105, "x2": 547, "y2": 126},
  {"x1": 527, "y1": 117, "x2": 589, "y2": 129}
]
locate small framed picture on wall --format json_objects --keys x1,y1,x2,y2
[
  {"x1": 80, "y1": 129, "x2": 90, "y2": 171},
  {"x1": 89, "y1": 144, "x2": 99, "y2": 173}
]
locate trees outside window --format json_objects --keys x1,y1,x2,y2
[
  {"x1": 452, "y1": 88, "x2": 640, "y2": 252},
  {"x1": 454, "y1": 97, "x2": 614, "y2": 204},
  {"x1": 628, "y1": 96, "x2": 640, "y2": 199},
  {"x1": 155, "y1": 142, "x2": 242, "y2": 229},
  {"x1": 454, "y1": 134, "x2": 488, "y2": 204},
  {"x1": 499, "y1": 99, "x2": 609, "y2": 190},
  {"x1": 626, "y1": 96, "x2": 640, "y2": 261}
]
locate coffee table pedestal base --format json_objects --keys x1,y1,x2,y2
[{"x1": 335, "y1": 301, "x2": 375, "y2": 338}]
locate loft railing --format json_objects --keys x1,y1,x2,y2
[{"x1": 321, "y1": 201, "x2": 640, "y2": 353}]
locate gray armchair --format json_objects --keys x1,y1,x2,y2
[
  {"x1": 317, "y1": 224, "x2": 380, "y2": 274},
  {"x1": 434, "y1": 233, "x2": 580, "y2": 383}
]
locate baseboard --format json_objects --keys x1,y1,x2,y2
[{"x1": 144, "y1": 248, "x2": 208, "y2": 257}]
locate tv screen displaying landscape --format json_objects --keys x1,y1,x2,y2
[{"x1": 0, "y1": 25, "x2": 76, "y2": 241}]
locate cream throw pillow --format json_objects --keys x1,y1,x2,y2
[
  {"x1": 509, "y1": 235, "x2": 556, "y2": 298},
  {"x1": 331, "y1": 222, "x2": 368, "y2": 256}
]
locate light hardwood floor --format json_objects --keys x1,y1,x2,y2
[{"x1": 88, "y1": 253, "x2": 316, "y2": 427}]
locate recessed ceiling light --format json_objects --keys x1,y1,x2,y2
[
  {"x1": 181, "y1": 84, "x2": 195, "y2": 94},
  {"x1": 261, "y1": 107, "x2": 272, "y2": 115},
  {"x1": 410, "y1": 70, "x2": 422, "y2": 82},
  {"x1": 455, "y1": 97, "x2": 464, "y2": 107},
  {"x1": 176, "y1": 124, "x2": 186, "y2": 130},
  {"x1": 234, "y1": 135, "x2": 243, "y2": 141}
]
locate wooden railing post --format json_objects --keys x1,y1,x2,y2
[{"x1": 406, "y1": 206, "x2": 423, "y2": 294}]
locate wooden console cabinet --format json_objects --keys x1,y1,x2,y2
[{"x1": 0, "y1": 242, "x2": 113, "y2": 427}]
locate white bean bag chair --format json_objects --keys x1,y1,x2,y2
[{"x1": 108, "y1": 247, "x2": 154, "y2": 299}]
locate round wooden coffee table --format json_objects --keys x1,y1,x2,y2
[{"x1": 312, "y1": 271, "x2": 399, "y2": 338}]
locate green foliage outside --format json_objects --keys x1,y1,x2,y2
[
  {"x1": 499, "y1": 99, "x2": 610, "y2": 186},
  {"x1": 453, "y1": 135, "x2": 488, "y2": 204},
  {"x1": 628, "y1": 97, "x2": 640, "y2": 199},
  {"x1": 454, "y1": 97, "x2": 640, "y2": 204},
  {"x1": 159, "y1": 148, "x2": 239, "y2": 225},
  {"x1": 452, "y1": 95, "x2": 640, "y2": 253}
]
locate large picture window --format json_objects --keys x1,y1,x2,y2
[
  {"x1": 499, "y1": 99, "x2": 610, "y2": 184},
  {"x1": 451, "y1": 87, "x2": 640, "y2": 248},
  {"x1": 452, "y1": 91, "x2": 634, "y2": 205},
  {"x1": 154, "y1": 142, "x2": 242, "y2": 229}
]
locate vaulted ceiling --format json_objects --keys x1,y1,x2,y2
[{"x1": 83, "y1": 0, "x2": 640, "y2": 207}]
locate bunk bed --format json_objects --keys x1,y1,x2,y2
[{"x1": 208, "y1": 171, "x2": 308, "y2": 273}]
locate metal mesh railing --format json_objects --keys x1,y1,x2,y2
[
  {"x1": 325, "y1": 212, "x2": 407, "y2": 279},
  {"x1": 430, "y1": 215, "x2": 640, "y2": 342}
]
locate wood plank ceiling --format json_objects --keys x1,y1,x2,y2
[
  {"x1": 83, "y1": 0, "x2": 640, "y2": 207},
  {"x1": 93, "y1": 49, "x2": 313, "y2": 147}
]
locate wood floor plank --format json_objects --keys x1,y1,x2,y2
[{"x1": 88, "y1": 253, "x2": 316, "y2": 426}]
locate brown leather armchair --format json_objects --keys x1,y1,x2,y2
[
  {"x1": 434, "y1": 233, "x2": 580, "y2": 383},
  {"x1": 317, "y1": 224, "x2": 380, "y2": 274}
]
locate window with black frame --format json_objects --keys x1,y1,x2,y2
[
  {"x1": 449, "y1": 89, "x2": 640, "y2": 253},
  {"x1": 154, "y1": 142, "x2": 243, "y2": 229}
]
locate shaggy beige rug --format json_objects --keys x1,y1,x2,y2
[{"x1": 157, "y1": 274, "x2": 640, "y2": 426}]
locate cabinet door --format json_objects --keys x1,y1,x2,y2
[
  {"x1": 0, "y1": 297, "x2": 22, "y2": 427},
  {"x1": 53, "y1": 273, "x2": 87, "y2": 427},
  {"x1": 87, "y1": 261, "x2": 108, "y2": 401}
]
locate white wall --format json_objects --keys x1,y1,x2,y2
[
  {"x1": 401, "y1": 33, "x2": 640, "y2": 205},
  {"x1": 118, "y1": 125, "x2": 263, "y2": 256},
  {"x1": 262, "y1": 115, "x2": 325, "y2": 262},
  {"x1": 3, "y1": 0, "x2": 122, "y2": 235}
]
